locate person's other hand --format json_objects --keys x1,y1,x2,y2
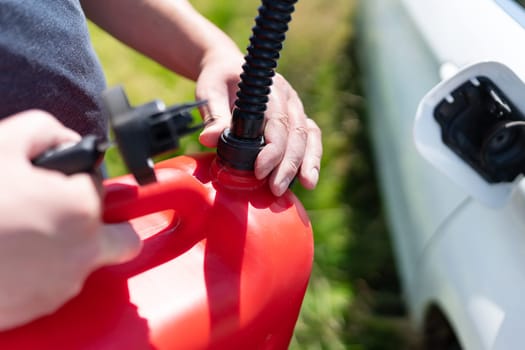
[
  {"x1": 0, "y1": 110, "x2": 142, "y2": 330},
  {"x1": 196, "y1": 52, "x2": 322, "y2": 196}
]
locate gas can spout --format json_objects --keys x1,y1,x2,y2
[{"x1": 216, "y1": 0, "x2": 298, "y2": 171}]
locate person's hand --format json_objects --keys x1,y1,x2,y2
[
  {"x1": 0, "y1": 110, "x2": 141, "y2": 330},
  {"x1": 196, "y1": 52, "x2": 322, "y2": 196}
]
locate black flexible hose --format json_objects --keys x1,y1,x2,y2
[
  {"x1": 217, "y1": 0, "x2": 298, "y2": 170},
  {"x1": 232, "y1": 0, "x2": 297, "y2": 139}
]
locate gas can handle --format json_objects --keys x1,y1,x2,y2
[{"x1": 102, "y1": 166, "x2": 211, "y2": 242}]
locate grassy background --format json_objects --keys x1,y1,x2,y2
[{"x1": 89, "y1": 1, "x2": 417, "y2": 348}]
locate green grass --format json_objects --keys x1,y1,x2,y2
[{"x1": 89, "y1": 1, "x2": 416, "y2": 348}]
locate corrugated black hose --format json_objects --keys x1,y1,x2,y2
[{"x1": 217, "y1": 0, "x2": 298, "y2": 170}]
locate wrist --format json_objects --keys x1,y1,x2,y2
[{"x1": 199, "y1": 44, "x2": 244, "y2": 72}]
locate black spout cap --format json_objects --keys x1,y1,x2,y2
[{"x1": 103, "y1": 86, "x2": 204, "y2": 185}]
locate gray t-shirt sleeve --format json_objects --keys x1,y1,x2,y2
[{"x1": 0, "y1": 0, "x2": 108, "y2": 138}]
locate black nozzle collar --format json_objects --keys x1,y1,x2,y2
[{"x1": 216, "y1": 129, "x2": 264, "y2": 170}]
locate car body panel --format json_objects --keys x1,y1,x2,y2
[
  {"x1": 417, "y1": 190, "x2": 525, "y2": 349},
  {"x1": 401, "y1": 0, "x2": 525, "y2": 76},
  {"x1": 358, "y1": 0, "x2": 468, "y2": 303},
  {"x1": 358, "y1": 0, "x2": 525, "y2": 348}
]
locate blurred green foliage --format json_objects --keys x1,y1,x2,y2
[{"x1": 89, "y1": 1, "x2": 416, "y2": 348}]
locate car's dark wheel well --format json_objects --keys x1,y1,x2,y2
[{"x1": 423, "y1": 305, "x2": 462, "y2": 350}]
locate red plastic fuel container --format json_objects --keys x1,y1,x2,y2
[
  {"x1": 0, "y1": 153, "x2": 313, "y2": 349},
  {"x1": 1, "y1": 0, "x2": 313, "y2": 346}
]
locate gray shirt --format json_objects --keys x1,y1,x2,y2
[{"x1": 0, "y1": 0, "x2": 107, "y2": 138}]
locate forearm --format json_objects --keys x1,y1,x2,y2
[{"x1": 81, "y1": 0, "x2": 243, "y2": 81}]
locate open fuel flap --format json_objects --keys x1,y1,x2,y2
[{"x1": 414, "y1": 61, "x2": 525, "y2": 207}]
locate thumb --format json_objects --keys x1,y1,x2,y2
[
  {"x1": 197, "y1": 91, "x2": 234, "y2": 148},
  {"x1": 199, "y1": 115, "x2": 231, "y2": 147},
  {"x1": 0, "y1": 110, "x2": 80, "y2": 159},
  {"x1": 96, "y1": 222, "x2": 143, "y2": 266}
]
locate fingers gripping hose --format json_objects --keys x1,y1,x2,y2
[{"x1": 217, "y1": 0, "x2": 298, "y2": 170}]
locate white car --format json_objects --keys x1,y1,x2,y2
[{"x1": 359, "y1": 1, "x2": 525, "y2": 349}]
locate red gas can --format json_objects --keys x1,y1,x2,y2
[{"x1": 0, "y1": 152, "x2": 313, "y2": 349}]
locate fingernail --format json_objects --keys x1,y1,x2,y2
[
  {"x1": 277, "y1": 178, "x2": 291, "y2": 196},
  {"x1": 310, "y1": 168, "x2": 319, "y2": 185},
  {"x1": 255, "y1": 166, "x2": 271, "y2": 180}
]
